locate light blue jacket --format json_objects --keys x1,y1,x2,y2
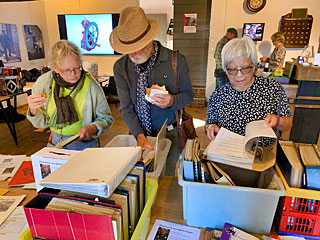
[{"x1": 27, "y1": 71, "x2": 114, "y2": 145}]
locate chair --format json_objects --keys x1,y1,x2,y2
[{"x1": 104, "y1": 76, "x2": 120, "y2": 107}]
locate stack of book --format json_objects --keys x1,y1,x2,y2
[
  {"x1": 25, "y1": 146, "x2": 148, "y2": 240},
  {"x1": 277, "y1": 141, "x2": 304, "y2": 188},
  {"x1": 183, "y1": 139, "x2": 234, "y2": 186},
  {"x1": 298, "y1": 143, "x2": 320, "y2": 190}
]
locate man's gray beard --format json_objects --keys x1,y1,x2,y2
[{"x1": 129, "y1": 55, "x2": 149, "y2": 64}]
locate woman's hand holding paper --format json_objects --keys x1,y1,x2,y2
[{"x1": 206, "y1": 124, "x2": 220, "y2": 141}]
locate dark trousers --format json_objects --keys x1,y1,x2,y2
[{"x1": 214, "y1": 68, "x2": 229, "y2": 89}]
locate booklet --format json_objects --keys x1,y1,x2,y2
[
  {"x1": 8, "y1": 161, "x2": 35, "y2": 187},
  {"x1": 204, "y1": 120, "x2": 276, "y2": 170},
  {"x1": 147, "y1": 219, "x2": 201, "y2": 240},
  {"x1": 0, "y1": 195, "x2": 26, "y2": 225},
  {"x1": 0, "y1": 155, "x2": 25, "y2": 181},
  {"x1": 0, "y1": 206, "x2": 29, "y2": 240}
]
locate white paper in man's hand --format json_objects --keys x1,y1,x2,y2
[{"x1": 145, "y1": 89, "x2": 168, "y2": 104}]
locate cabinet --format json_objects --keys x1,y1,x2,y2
[{"x1": 283, "y1": 62, "x2": 320, "y2": 143}]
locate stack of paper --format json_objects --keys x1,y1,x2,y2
[
  {"x1": 40, "y1": 147, "x2": 141, "y2": 197},
  {"x1": 298, "y1": 144, "x2": 320, "y2": 166}
]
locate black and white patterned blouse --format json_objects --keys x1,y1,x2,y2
[{"x1": 206, "y1": 76, "x2": 291, "y2": 136}]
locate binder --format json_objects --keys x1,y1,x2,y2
[{"x1": 40, "y1": 147, "x2": 141, "y2": 197}]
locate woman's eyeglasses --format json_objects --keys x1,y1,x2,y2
[
  {"x1": 226, "y1": 65, "x2": 253, "y2": 75},
  {"x1": 57, "y1": 66, "x2": 82, "y2": 75}
]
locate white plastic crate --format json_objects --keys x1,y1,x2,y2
[
  {"x1": 177, "y1": 155, "x2": 285, "y2": 234},
  {"x1": 105, "y1": 135, "x2": 171, "y2": 182}
]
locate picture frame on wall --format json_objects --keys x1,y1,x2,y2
[
  {"x1": 291, "y1": 8, "x2": 308, "y2": 19},
  {"x1": 0, "y1": 23, "x2": 22, "y2": 63},
  {"x1": 23, "y1": 25, "x2": 45, "y2": 60}
]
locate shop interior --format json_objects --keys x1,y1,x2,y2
[{"x1": 0, "y1": 0, "x2": 319, "y2": 239}]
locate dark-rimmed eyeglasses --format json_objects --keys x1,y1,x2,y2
[
  {"x1": 56, "y1": 66, "x2": 82, "y2": 75},
  {"x1": 226, "y1": 65, "x2": 253, "y2": 75}
]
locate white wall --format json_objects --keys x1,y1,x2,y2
[
  {"x1": 140, "y1": 0, "x2": 173, "y2": 28},
  {"x1": 0, "y1": 1, "x2": 49, "y2": 70},
  {"x1": 206, "y1": 0, "x2": 320, "y2": 99}
]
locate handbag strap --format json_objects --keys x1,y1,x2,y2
[{"x1": 172, "y1": 51, "x2": 181, "y2": 126}]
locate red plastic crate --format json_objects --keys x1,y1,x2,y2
[{"x1": 278, "y1": 196, "x2": 320, "y2": 238}]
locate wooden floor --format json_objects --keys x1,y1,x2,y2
[{"x1": 0, "y1": 103, "x2": 209, "y2": 156}]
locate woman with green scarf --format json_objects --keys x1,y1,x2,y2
[{"x1": 27, "y1": 40, "x2": 113, "y2": 150}]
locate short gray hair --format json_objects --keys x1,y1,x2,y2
[
  {"x1": 221, "y1": 37, "x2": 257, "y2": 71},
  {"x1": 49, "y1": 40, "x2": 82, "y2": 67},
  {"x1": 271, "y1": 32, "x2": 285, "y2": 43}
]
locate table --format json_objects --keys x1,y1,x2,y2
[
  {"x1": 0, "y1": 95, "x2": 18, "y2": 145},
  {"x1": 0, "y1": 90, "x2": 31, "y2": 145}
]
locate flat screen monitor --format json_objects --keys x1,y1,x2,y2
[
  {"x1": 58, "y1": 13, "x2": 120, "y2": 55},
  {"x1": 242, "y1": 23, "x2": 265, "y2": 41}
]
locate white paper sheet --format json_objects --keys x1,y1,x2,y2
[
  {"x1": 0, "y1": 195, "x2": 25, "y2": 226},
  {"x1": 0, "y1": 206, "x2": 29, "y2": 240},
  {"x1": 147, "y1": 219, "x2": 200, "y2": 240}
]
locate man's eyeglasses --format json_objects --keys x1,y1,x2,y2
[
  {"x1": 226, "y1": 65, "x2": 253, "y2": 75},
  {"x1": 56, "y1": 66, "x2": 82, "y2": 75}
]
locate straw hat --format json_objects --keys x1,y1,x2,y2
[{"x1": 109, "y1": 7, "x2": 160, "y2": 54}]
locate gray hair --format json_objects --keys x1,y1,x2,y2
[
  {"x1": 49, "y1": 40, "x2": 82, "y2": 67},
  {"x1": 271, "y1": 32, "x2": 285, "y2": 43},
  {"x1": 221, "y1": 37, "x2": 257, "y2": 71}
]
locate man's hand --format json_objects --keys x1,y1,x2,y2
[
  {"x1": 206, "y1": 124, "x2": 220, "y2": 141},
  {"x1": 78, "y1": 124, "x2": 98, "y2": 140},
  {"x1": 151, "y1": 93, "x2": 173, "y2": 108},
  {"x1": 137, "y1": 133, "x2": 154, "y2": 151},
  {"x1": 264, "y1": 114, "x2": 278, "y2": 128},
  {"x1": 27, "y1": 94, "x2": 46, "y2": 116}
]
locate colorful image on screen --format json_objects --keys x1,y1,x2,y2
[
  {"x1": 242, "y1": 23, "x2": 265, "y2": 41},
  {"x1": 58, "y1": 14, "x2": 119, "y2": 55}
]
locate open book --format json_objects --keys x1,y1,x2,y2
[{"x1": 204, "y1": 120, "x2": 277, "y2": 170}]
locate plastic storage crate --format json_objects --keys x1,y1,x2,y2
[
  {"x1": 177, "y1": 157, "x2": 285, "y2": 234},
  {"x1": 275, "y1": 164, "x2": 320, "y2": 239},
  {"x1": 105, "y1": 135, "x2": 171, "y2": 182},
  {"x1": 21, "y1": 178, "x2": 158, "y2": 240}
]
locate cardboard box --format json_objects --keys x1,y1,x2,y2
[{"x1": 31, "y1": 147, "x2": 79, "y2": 192}]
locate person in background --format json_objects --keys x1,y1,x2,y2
[
  {"x1": 109, "y1": 7, "x2": 194, "y2": 176},
  {"x1": 27, "y1": 40, "x2": 113, "y2": 150},
  {"x1": 214, "y1": 28, "x2": 238, "y2": 88},
  {"x1": 260, "y1": 32, "x2": 286, "y2": 69},
  {"x1": 206, "y1": 37, "x2": 292, "y2": 142}
]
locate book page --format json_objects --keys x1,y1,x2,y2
[
  {"x1": 205, "y1": 127, "x2": 246, "y2": 158},
  {"x1": 244, "y1": 120, "x2": 276, "y2": 146}
]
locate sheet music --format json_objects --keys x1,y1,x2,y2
[{"x1": 207, "y1": 127, "x2": 246, "y2": 158}]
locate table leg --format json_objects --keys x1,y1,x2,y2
[{"x1": 0, "y1": 100, "x2": 18, "y2": 145}]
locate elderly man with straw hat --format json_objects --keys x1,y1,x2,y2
[{"x1": 109, "y1": 6, "x2": 194, "y2": 176}]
